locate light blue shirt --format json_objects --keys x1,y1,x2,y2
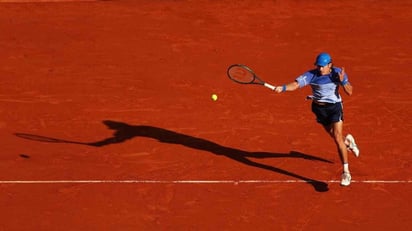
[{"x1": 295, "y1": 67, "x2": 349, "y2": 104}]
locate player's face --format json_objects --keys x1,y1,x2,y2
[{"x1": 317, "y1": 63, "x2": 332, "y2": 75}]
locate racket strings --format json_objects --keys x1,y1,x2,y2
[{"x1": 228, "y1": 66, "x2": 255, "y2": 83}]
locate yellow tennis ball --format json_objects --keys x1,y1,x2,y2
[{"x1": 211, "y1": 94, "x2": 218, "y2": 101}]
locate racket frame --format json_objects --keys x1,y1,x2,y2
[{"x1": 227, "y1": 64, "x2": 276, "y2": 90}]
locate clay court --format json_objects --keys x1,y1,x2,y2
[{"x1": 1, "y1": 0, "x2": 412, "y2": 230}]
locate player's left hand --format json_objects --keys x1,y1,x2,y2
[{"x1": 339, "y1": 67, "x2": 346, "y2": 82}]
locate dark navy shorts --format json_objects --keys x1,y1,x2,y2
[{"x1": 311, "y1": 102, "x2": 344, "y2": 126}]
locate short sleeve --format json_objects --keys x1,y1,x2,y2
[{"x1": 295, "y1": 72, "x2": 313, "y2": 88}]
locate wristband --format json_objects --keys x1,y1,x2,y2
[
  {"x1": 282, "y1": 85, "x2": 286, "y2": 92},
  {"x1": 341, "y1": 79, "x2": 348, "y2": 86}
]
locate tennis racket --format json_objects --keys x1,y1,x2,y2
[{"x1": 227, "y1": 64, "x2": 276, "y2": 90}]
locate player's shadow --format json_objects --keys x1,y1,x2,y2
[{"x1": 15, "y1": 120, "x2": 332, "y2": 192}]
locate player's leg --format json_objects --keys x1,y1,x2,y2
[
  {"x1": 327, "y1": 121, "x2": 351, "y2": 186},
  {"x1": 328, "y1": 102, "x2": 353, "y2": 187},
  {"x1": 313, "y1": 102, "x2": 352, "y2": 185},
  {"x1": 321, "y1": 122, "x2": 348, "y2": 163},
  {"x1": 331, "y1": 121, "x2": 349, "y2": 164},
  {"x1": 324, "y1": 123, "x2": 360, "y2": 157}
]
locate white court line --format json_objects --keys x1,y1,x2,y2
[
  {"x1": 0, "y1": 180, "x2": 411, "y2": 184},
  {"x1": 0, "y1": 0, "x2": 98, "y2": 2}
]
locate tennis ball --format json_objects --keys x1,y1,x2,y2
[{"x1": 211, "y1": 94, "x2": 218, "y2": 101}]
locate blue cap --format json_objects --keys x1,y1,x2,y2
[{"x1": 314, "y1": 52, "x2": 332, "y2": 66}]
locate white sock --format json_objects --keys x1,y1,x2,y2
[{"x1": 343, "y1": 163, "x2": 350, "y2": 173}]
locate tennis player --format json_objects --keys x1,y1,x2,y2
[{"x1": 274, "y1": 52, "x2": 359, "y2": 186}]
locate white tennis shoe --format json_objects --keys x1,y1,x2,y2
[
  {"x1": 345, "y1": 134, "x2": 360, "y2": 157},
  {"x1": 341, "y1": 172, "x2": 352, "y2": 186}
]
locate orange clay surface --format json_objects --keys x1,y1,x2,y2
[{"x1": 1, "y1": 1, "x2": 412, "y2": 230}]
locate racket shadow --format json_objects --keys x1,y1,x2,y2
[
  {"x1": 15, "y1": 120, "x2": 332, "y2": 192},
  {"x1": 15, "y1": 133, "x2": 88, "y2": 145}
]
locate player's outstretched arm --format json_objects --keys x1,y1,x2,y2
[{"x1": 274, "y1": 81, "x2": 299, "y2": 93}]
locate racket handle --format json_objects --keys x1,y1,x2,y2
[{"x1": 264, "y1": 83, "x2": 276, "y2": 90}]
